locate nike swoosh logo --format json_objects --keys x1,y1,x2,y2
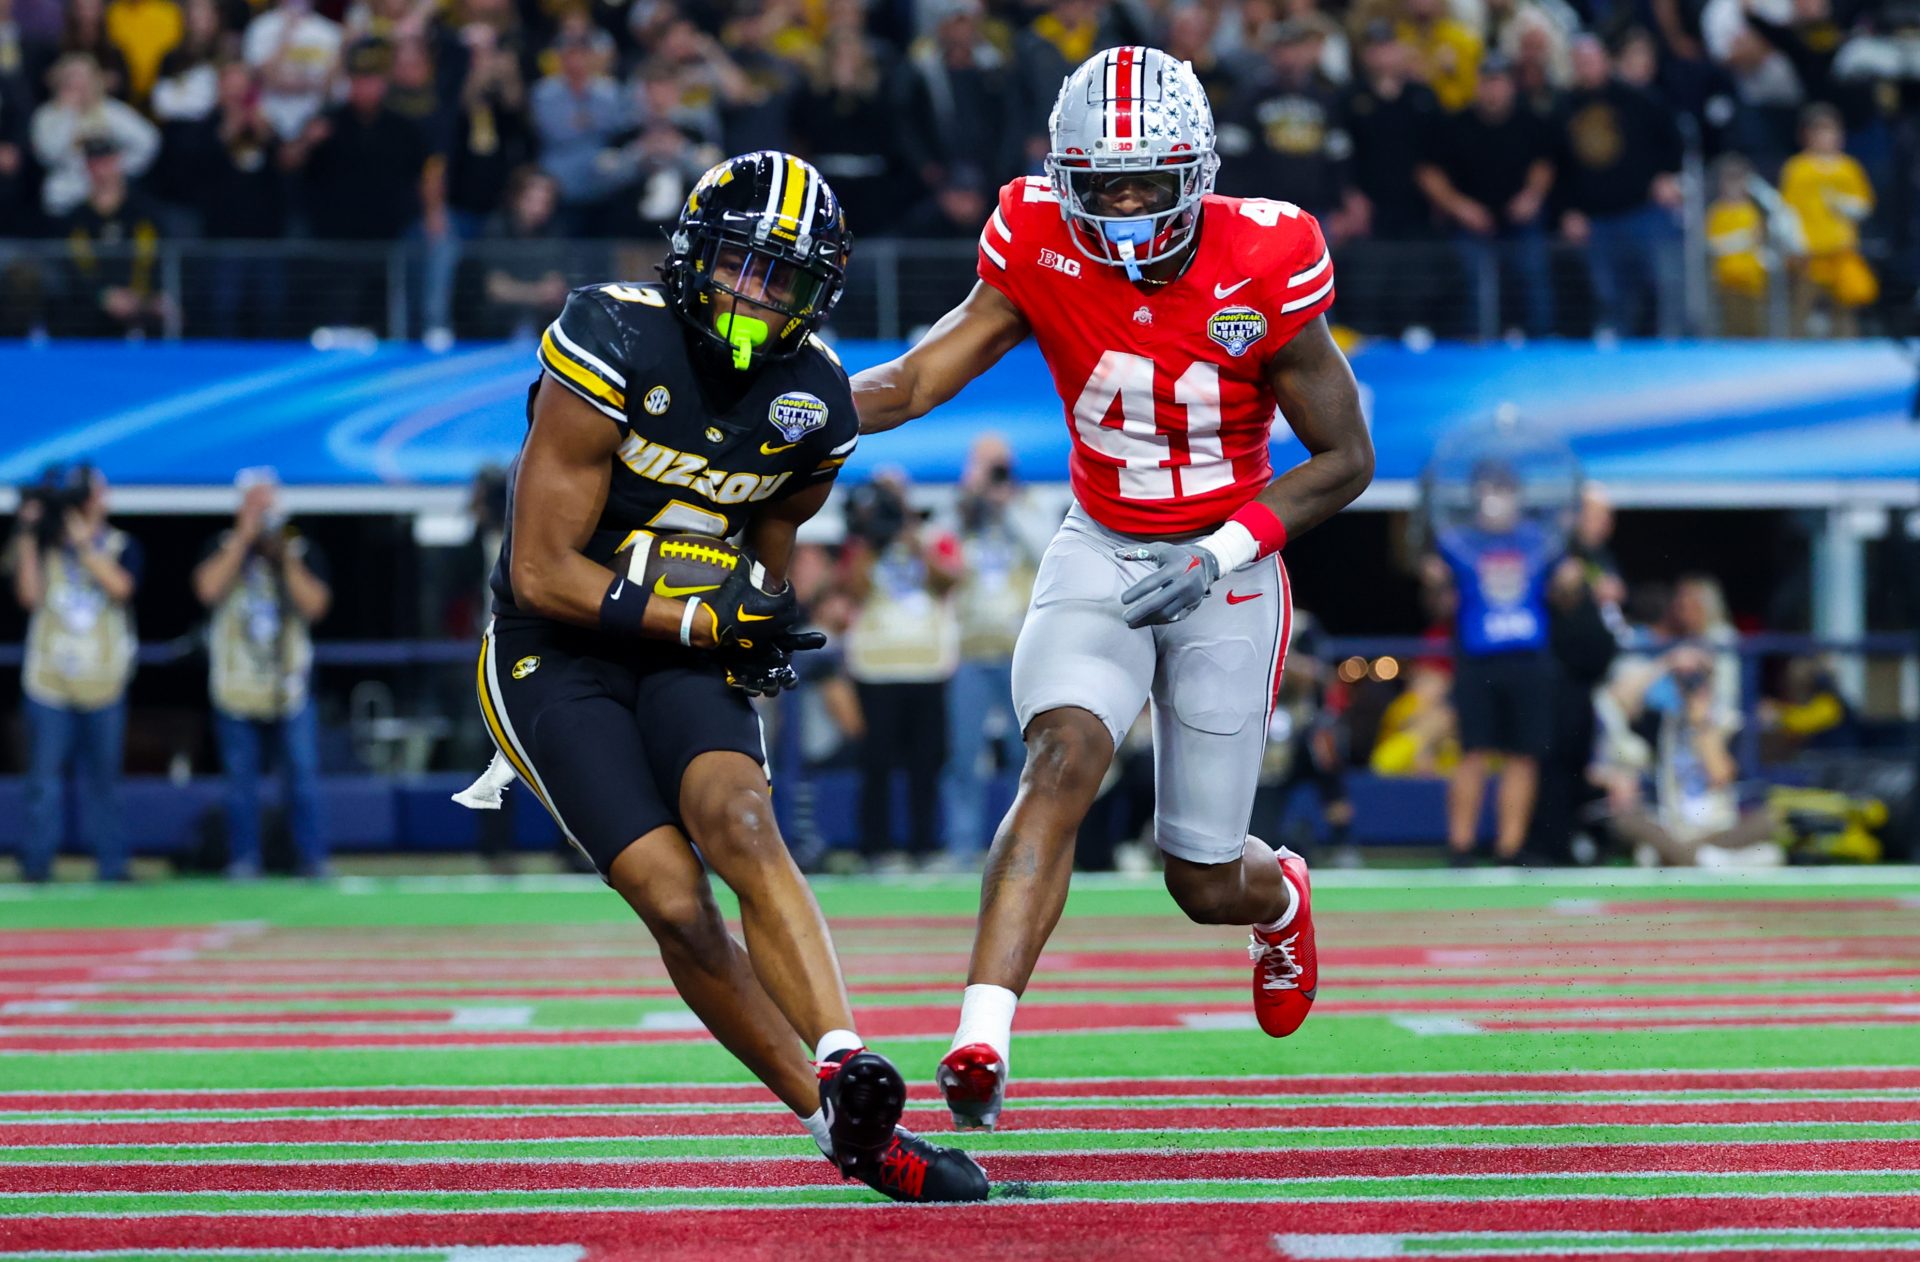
[
  {"x1": 654, "y1": 578, "x2": 721, "y2": 599},
  {"x1": 1214, "y1": 278, "x2": 1254, "y2": 299},
  {"x1": 1225, "y1": 590, "x2": 1263, "y2": 605},
  {"x1": 608, "y1": 580, "x2": 625, "y2": 601},
  {"x1": 737, "y1": 609, "x2": 775, "y2": 622},
  {"x1": 760, "y1": 439, "x2": 800, "y2": 454}
]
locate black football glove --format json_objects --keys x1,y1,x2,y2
[
  {"x1": 687, "y1": 559, "x2": 802, "y2": 649},
  {"x1": 723, "y1": 629, "x2": 829, "y2": 697}
]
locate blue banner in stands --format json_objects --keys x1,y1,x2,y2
[{"x1": 1, "y1": 339, "x2": 1915, "y2": 486}]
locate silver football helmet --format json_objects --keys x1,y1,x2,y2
[{"x1": 1046, "y1": 46, "x2": 1220, "y2": 280}]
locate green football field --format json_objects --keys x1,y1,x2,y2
[{"x1": 2, "y1": 867, "x2": 1918, "y2": 1260}]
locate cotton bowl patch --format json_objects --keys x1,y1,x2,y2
[
  {"x1": 1207, "y1": 306, "x2": 1268, "y2": 357},
  {"x1": 768, "y1": 392, "x2": 828, "y2": 443}
]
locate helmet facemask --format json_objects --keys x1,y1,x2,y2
[
  {"x1": 1048, "y1": 152, "x2": 1217, "y2": 280},
  {"x1": 682, "y1": 230, "x2": 841, "y2": 370}
]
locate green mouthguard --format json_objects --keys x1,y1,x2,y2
[{"x1": 714, "y1": 312, "x2": 769, "y2": 370}]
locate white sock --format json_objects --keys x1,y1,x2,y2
[
  {"x1": 950, "y1": 983, "x2": 1018, "y2": 1072},
  {"x1": 1254, "y1": 877, "x2": 1298, "y2": 935},
  {"x1": 813, "y1": 1028, "x2": 862, "y2": 1063},
  {"x1": 799, "y1": 1107, "x2": 833, "y2": 1158}
]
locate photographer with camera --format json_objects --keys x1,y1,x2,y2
[
  {"x1": 841, "y1": 469, "x2": 963, "y2": 870},
  {"x1": 8, "y1": 464, "x2": 141, "y2": 883},
  {"x1": 191, "y1": 468, "x2": 332, "y2": 880},
  {"x1": 941, "y1": 435, "x2": 1044, "y2": 867},
  {"x1": 1598, "y1": 642, "x2": 1781, "y2": 868}
]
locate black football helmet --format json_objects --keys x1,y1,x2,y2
[{"x1": 660, "y1": 151, "x2": 851, "y2": 372}]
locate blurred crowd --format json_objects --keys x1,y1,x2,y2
[
  {"x1": 2, "y1": 439, "x2": 1894, "y2": 882},
  {"x1": 0, "y1": 0, "x2": 1913, "y2": 339}
]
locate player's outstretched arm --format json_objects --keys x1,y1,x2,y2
[
  {"x1": 851, "y1": 281, "x2": 1029, "y2": 435},
  {"x1": 509, "y1": 377, "x2": 706, "y2": 643},
  {"x1": 1256, "y1": 316, "x2": 1374, "y2": 538}
]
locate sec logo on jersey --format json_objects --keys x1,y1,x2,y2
[
  {"x1": 769, "y1": 392, "x2": 829, "y2": 442},
  {"x1": 1207, "y1": 306, "x2": 1268, "y2": 357},
  {"x1": 642, "y1": 386, "x2": 671, "y2": 415}
]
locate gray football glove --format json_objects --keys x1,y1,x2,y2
[{"x1": 1116, "y1": 542, "x2": 1220, "y2": 628}]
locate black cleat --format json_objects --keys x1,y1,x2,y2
[
  {"x1": 847, "y1": 1126, "x2": 991, "y2": 1203},
  {"x1": 817, "y1": 1048, "x2": 906, "y2": 1176}
]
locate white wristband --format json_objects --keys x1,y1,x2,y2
[
  {"x1": 679, "y1": 597, "x2": 703, "y2": 647},
  {"x1": 1195, "y1": 520, "x2": 1259, "y2": 575}
]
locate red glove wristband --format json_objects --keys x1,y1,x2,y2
[{"x1": 1230, "y1": 501, "x2": 1289, "y2": 559}]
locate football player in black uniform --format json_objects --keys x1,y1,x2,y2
[{"x1": 472, "y1": 151, "x2": 987, "y2": 1202}]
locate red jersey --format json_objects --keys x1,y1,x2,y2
[{"x1": 977, "y1": 177, "x2": 1335, "y2": 535}]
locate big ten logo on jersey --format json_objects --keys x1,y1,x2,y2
[
  {"x1": 618, "y1": 436, "x2": 794, "y2": 505},
  {"x1": 1038, "y1": 248, "x2": 1083, "y2": 278},
  {"x1": 1207, "y1": 306, "x2": 1268, "y2": 357}
]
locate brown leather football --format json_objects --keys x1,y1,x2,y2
[{"x1": 617, "y1": 532, "x2": 745, "y2": 604}]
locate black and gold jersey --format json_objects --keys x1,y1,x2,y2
[{"x1": 489, "y1": 281, "x2": 858, "y2": 617}]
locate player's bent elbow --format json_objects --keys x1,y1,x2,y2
[{"x1": 509, "y1": 553, "x2": 556, "y2": 617}]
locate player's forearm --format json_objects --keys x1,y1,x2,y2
[
  {"x1": 510, "y1": 548, "x2": 696, "y2": 644},
  {"x1": 851, "y1": 360, "x2": 921, "y2": 434},
  {"x1": 1257, "y1": 434, "x2": 1375, "y2": 541}
]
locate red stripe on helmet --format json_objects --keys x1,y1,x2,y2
[{"x1": 1114, "y1": 46, "x2": 1134, "y2": 141}]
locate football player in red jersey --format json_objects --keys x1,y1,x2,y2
[{"x1": 853, "y1": 46, "x2": 1374, "y2": 1129}]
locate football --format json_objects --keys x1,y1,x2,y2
[{"x1": 618, "y1": 532, "x2": 745, "y2": 604}]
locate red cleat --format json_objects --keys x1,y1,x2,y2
[
  {"x1": 1249, "y1": 845, "x2": 1317, "y2": 1037},
  {"x1": 936, "y1": 1042, "x2": 1007, "y2": 1130}
]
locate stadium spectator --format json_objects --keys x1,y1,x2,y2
[
  {"x1": 593, "y1": 76, "x2": 720, "y2": 239},
  {"x1": 61, "y1": 0, "x2": 132, "y2": 101},
  {"x1": 242, "y1": 0, "x2": 344, "y2": 142},
  {"x1": 1705, "y1": 152, "x2": 1773, "y2": 336},
  {"x1": 174, "y1": 62, "x2": 288, "y2": 336},
  {"x1": 940, "y1": 434, "x2": 1042, "y2": 867},
  {"x1": 528, "y1": 25, "x2": 627, "y2": 224},
  {"x1": 1758, "y1": 654, "x2": 1855, "y2": 760},
  {"x1": 897, "y1": 0, "x2": 1023, "y2": 206},
  {"x1": 8, "y1": 465, "x2": 140, "y2": 883},
  {"x1": 707, "y1": 4, "x2": 804, "y2": 158},
  {"x1": 1398, "y1": 0, "x2": 1484, "y2": 110},
  {"x1": 841, "y1": 473, "x2": 963, "y2": 870},
  {"x1": 1339, "y1": 24, "x2": 1443, "y2": 332},
  {"x1": 895, "y1": 161, "x2": 992, "y2": 239},
  {"x1": 420, "y1": 18, "x2": 529, "y2": 343},
  {"x1": 29, "y1": 52, "x2": 159, "y2": 219},
  {"x1": 1369, "y1": 658, "x2": 1461, "y2": 777},
  {"x1": 284, "y1": 39, "x2": 432, "y2": 325},
  {"x1": 1555, "y1": 35, "x2": 1685, "y2": 337},
  {"x1": 1416, "y1": 52, "x2": 1557, "y2": 338},
  {"x1": 149, "y1": 0, "x2": 224, "y2": 130},
  {"x1": 1600, "y1": 643, "x2": 1782, "y2": 867},
  {"x1": 1528, "y1": 553, "x2": 1619, "y2": 861},
  {"x1": 479, "y1": 165, "x2": 566, "y2": 337},
  {"x1": 192, "y1": 468, "x2": 332, "y2": 880},
  {"x1": 1781, "y1": 102, "x2": 1876, "y2": 337},
  {"x1": 0, "y1": 1, "x2": 34, "y2": 237},
  {"x1": 1666, "y1": 572, "x2": 1742, "y2": 718},
  {"x1": 1160, "y1": 3, "x2": 1256, "y2": 113},
  {"x1": 60, "y1": 134, "x2": 169, "y2": 337},
  {"x1": 791, "y1": 1, "x2": 902, "y2": 232},
  {"x1": 103, "y1": 0, "x2": 183, "y2": 110},
  {"x1": 1509, "y1": 14, "x2": 1572, "y2": 106},
  {"x1": 1216, "y1": 19, "x2": 1349, "y2": 219},
  {"x1": 1429, "y1": 461, "x2": 1564, "y2": 865}
]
